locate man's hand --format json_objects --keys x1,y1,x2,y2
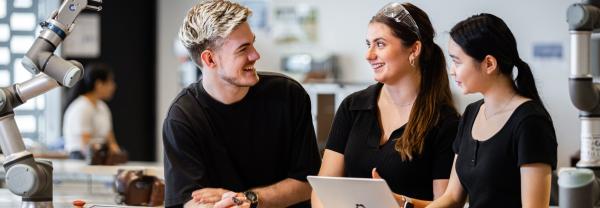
[
  {"x1": 214, "y1": 191, "x2": 250, "y2": 208},
  {"x1": 192, "y1": 188, "x2": 231, "y2": 204}
]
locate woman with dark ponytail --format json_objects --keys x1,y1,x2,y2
[
  {"x1": 428, "y1": 14, "x2": 557, "y2": 208},
  {"x1": 312, "y1": 2, "x2": 459, "y2": 208},
  {"x1": 63, "y1": 63, "x2": 121, "y2": 160}
]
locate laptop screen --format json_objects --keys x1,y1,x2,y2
[{"x1": 308, "y1": 176, "x2": 400, "y2": 208}]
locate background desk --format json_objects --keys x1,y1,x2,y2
[{"x1": 0, "y1": 158, "x2": 163, "y2": 207}]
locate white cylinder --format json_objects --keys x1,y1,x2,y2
[
  {"x1": 571, "y1": 31, "x2": 592, "y2": 78},
  {"x1": 579, "y1": 117, "x2": 600, "y2": 167},
  {"x1": 0, "y1": 114, "x2": 26, "y2": 156},
  {"x1": 16, "y1": 74, "x2": 59, "y2": 102}
]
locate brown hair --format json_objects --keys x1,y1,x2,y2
[{"x1": 371, "y1": 3, "x2": 457, "y2": 161}]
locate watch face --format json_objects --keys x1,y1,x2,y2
[{"x1": 245, "y1": 191, "x2": 258, "y2": 203}]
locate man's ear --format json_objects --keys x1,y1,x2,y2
[
  {"x1": 481, "y1": 55, "x2": 498, "y2": 75},
  {"x1": 200, "y1": 50, "x2": 217, "y2": 68}
]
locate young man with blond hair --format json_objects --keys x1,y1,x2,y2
[{"x1": 162, "y1": 0, "x2": 321, "y2": 207}]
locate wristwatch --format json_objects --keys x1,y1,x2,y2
[
  {"x1": 402, "y1": 195, "x2": 414, "y2": 208},
  {"x1": 244, "y1": 190, "x2": 259, "y2": 208}
]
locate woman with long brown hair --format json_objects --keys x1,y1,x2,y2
[{"x1": 312, "y1": 2, "x2": 459, "y2": 208}]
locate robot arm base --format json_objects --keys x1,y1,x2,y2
[{"x1": 3, "y1": 153, "x2": 53, "y2": 200}]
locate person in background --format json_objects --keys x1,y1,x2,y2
[
  {"x1": 427, "y1": 13, "x2": 557, "y2": 208},
  {"x1": 63, "y1": 63, "x2": 120, "y2": 160},
  {"x1": 312, "y1": 2, "x2": 459, "y2": 208}
]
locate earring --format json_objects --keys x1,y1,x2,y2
[{"x1": 409, "y1": 57, "x2": 415, "y2": 67}]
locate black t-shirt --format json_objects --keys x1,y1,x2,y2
[
  {"x1": 326, "y1": 83, "x2": 459, "y2": 200},
  {"x1": 162, "y1": 72, "x2": 321, "y2": 207},
  {"x1": 453, "y1": 100, "x2": 557, "y2": 208}
]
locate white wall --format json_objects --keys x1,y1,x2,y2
[
  {"x1": 156, "y1": 1, "x2": 195, "y2": 162},
  {"x1": 157, "y1": 0, "x2": 579, "y2": 168}
]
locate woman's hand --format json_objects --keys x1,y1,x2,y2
[
  {"x1": 108, "y1": 143, "x2": 121, "y2": 153},
  {"x1": 372, "y1": 168, "x2": 408, "y2": 206}
]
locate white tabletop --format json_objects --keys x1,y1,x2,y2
[{"x1": 0, "y1": 158, "x2": 164, "y2": 207}]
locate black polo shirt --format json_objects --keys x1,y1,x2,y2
[
  {"x1": 453, "y1": 100, "x2": 557, "y2": 208},
  {"x1": 162, "y1": 72, "x2": 321, "y2": 207},
  {"x1": 326, "y1": 83, "x2": 459, "y2": 200}
]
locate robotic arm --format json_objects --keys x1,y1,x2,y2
[
  {"x1": 0, "y1": 0, "x2": 101, "y2": 207},
  {"x1": 568, "y1": 0, "x2": 600, "y2": 167},
  {"x1": 560, "y1": 1, "x2": 600, "y2": 207}
]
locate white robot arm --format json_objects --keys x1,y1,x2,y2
[
  {"x1": 0, "y1": 0, "x2": 101, "y2": 207},
  {"x1": 561, "y1": 1, "x2": 600, "y2": 207}
]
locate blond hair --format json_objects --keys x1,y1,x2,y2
[{"x1": 179, "y1": 0, "x2": 252, "y2": 66}]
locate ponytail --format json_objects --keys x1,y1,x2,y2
[
  {"x1": 62, "y1": 63, "x2": 113, "y2": 112},
  {"x1": 63, "y1": 81, "x2": 86, "y2": 113},
  {"x1": 397, "y1": 41, "x2": 455, "y2": 160},
  {"x1": 514, "y1": 58, "x2": 544, "y2": 106}
]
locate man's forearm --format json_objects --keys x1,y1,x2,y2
[{"x1": 251, "y1": 178, "x2": 311, "y2": 208}]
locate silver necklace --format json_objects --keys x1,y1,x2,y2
[
  {"x1": 483, "y1": 93, "x2": 516, "y2": 120},
  {"x1": 382, "y1": 88, "x2": 415, "y2": 107},
  {"x1": 395, "y1": 100, "x2": 414, "y2": 107}
]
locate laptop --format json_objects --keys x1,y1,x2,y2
[{"x1": 308, "y1": 175, "x2": 400, "y2": 208}]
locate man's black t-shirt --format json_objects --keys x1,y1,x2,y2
[
  {"x1": 326, "y1": 83, "x2": 459, "y2": 200},
  {"x1": 162, "y1": 72, "x2": 321, "y2": 207},
  {"x1": 453, "y1": 100, "x2": 557, "y2": 208}
]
